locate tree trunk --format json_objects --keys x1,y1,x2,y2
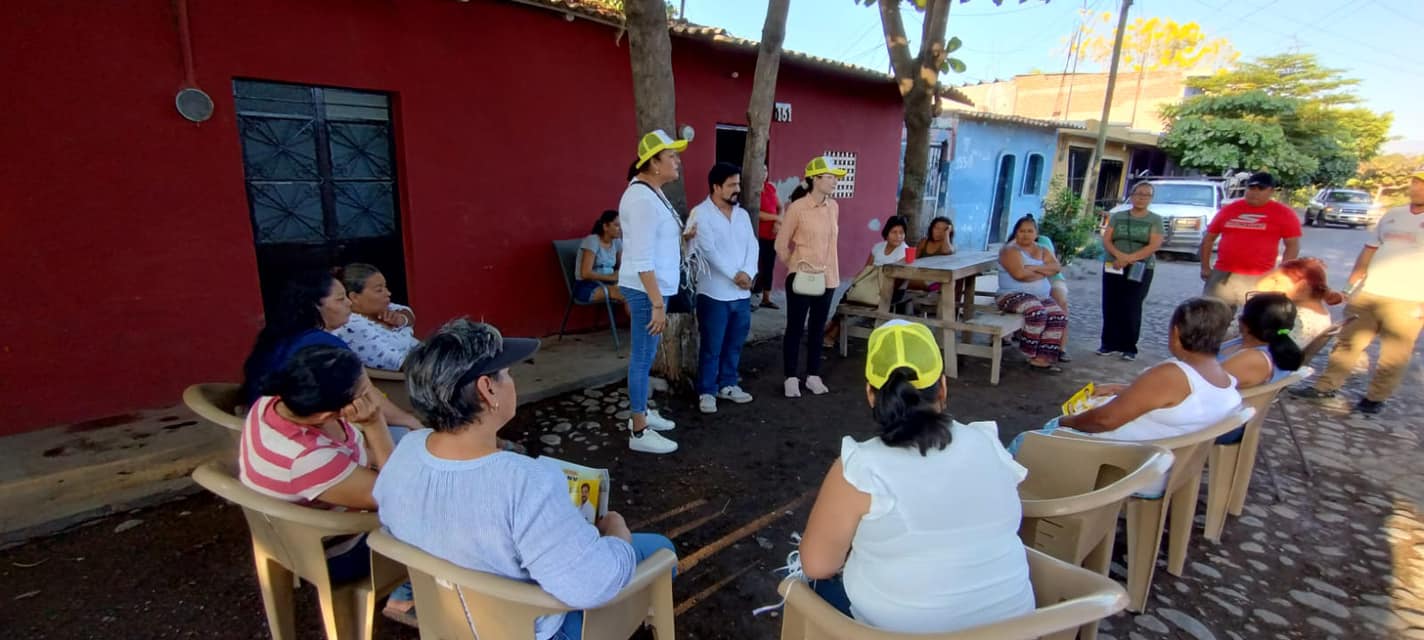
[
  {"x1": 625, "y1": 0, "x2": 694, "y2": 381},
  {"x1": 739, "y1": 0, "x2": 791, "y2": 215},
  {"x1": 625, "y1": 0, "x2": 688, "y2": 213},
  {"x1": 878, "y1": 0, "x2": 951, "y2": 240}
]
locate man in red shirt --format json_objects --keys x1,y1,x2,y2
[
  {"x1": 1199, "y1": 172, "x2": 1301, "y2": 307},
  {"x1": 752, "y1": 163, "x2": 782, "y2": 309}
]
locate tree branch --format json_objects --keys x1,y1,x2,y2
[{"x1": 877, "y1": 0, "x2": 914, "y2": 91}]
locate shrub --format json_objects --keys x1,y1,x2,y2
[{"x1": 1038, "y1": 179, "x2": 1102, "y2": 267}]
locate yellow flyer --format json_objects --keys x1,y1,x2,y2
[{"x1": 1062, "y1": 382, "x2": 1096, "y2": 416}]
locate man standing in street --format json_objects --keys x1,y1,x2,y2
[
  {"x1": 1292, "y1": 170, "x2": 1424, "y2": 414},
  {"x1": 751, "y1": 163, "x2": 782, "y2": 310},
  {"x1": 1199, "y1": 172, "x2": 1301, "y2": 307},
  {"x1": 692, "y1": 162, "x2": 759, "y2": 414}
]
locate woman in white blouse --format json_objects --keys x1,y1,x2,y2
[
  {"x1": 799, "y1": 320, "x2": 1033, "y2": 633},
  {"x1": 335, "y1": 264, "x2": 421, "y2": 371}
]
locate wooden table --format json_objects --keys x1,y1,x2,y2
[{"x1": 875, "y1": 251, "x2": 1000, "y2": 378}]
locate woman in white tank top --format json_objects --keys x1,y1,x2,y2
[
  {"x1": 1057, "y1": 297, "x2": 1242, "y2": 441},
  {"x1": 798, "y1": 321, "x2": 1034, "y2": 633}
]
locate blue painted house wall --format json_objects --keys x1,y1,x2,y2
[{"x1": 942, "y1": 116, "x2": 1059, "y2": 251}]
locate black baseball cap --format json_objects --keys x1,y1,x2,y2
[
  {"x1": 455, "y1": 336, "x2": 541, "y2": 388},
  {"x1": 1246, "y1": 172, "x2": 1276, "y2": 188}
]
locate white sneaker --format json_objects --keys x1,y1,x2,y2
[
  {"x1": 644, "y1": 408, "x2": 676, "y2": 431},
  {"x1": 784, "y1": 377, "x2": 801, "y2": 398},
  {"x1": 629, "y1": 428, "x2": 678, "y2": 454},
  {"x1": 805, "y1": 375, "x2": 829, "y2": 395},
  {"x1": 717, "y1": 385, "x2": 754, "y2": 404},
  {"x1": 698, "y1": 394, "x2": 718, "y2": 414}
]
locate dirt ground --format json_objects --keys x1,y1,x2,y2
[{"x1": 0, "y1": 336, "x2": 1080, "y2": 640}]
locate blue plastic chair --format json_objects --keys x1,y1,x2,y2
[{"x1": 554, "y1": 238, "x2": 620, "y2": 353}]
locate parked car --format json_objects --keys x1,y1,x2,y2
[
  {"x1": 1304, "y1": 188, "x2": 1384, "y2": 228},
  {"x1": 1108, "y1": 178, "x2": 1228, "y2": 261}
]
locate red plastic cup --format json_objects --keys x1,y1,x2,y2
[{"x1": 904, "y1": 246, "x2": 916, "y2": 263}]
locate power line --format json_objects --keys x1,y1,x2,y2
[
  {"x1": 1375, "y1": 0, "x2": 1424, "y2": 29},
  {"x1": 1183, "y1": 0, "x2": 1416, "y2": 77}
]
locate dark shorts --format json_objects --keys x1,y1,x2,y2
[{"x1": 573, "y1": 280, "x2": 603, "y2": 303}]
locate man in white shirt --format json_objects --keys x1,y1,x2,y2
[
  {"x1": 1294, "y1": 170, "x2": 1424, "y2": 414},
  {"x1": 691, "y1": 162, "x2": 759, "y2": 413}
]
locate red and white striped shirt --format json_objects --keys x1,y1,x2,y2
[{"x1": 238, "y1": 396, "x2": 368, "y2": 506}]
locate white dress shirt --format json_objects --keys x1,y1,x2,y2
[
  {"x1": 690, "y1": 197, "x2": 759, "y2": 302},
  {"x1": 617, "y1": 181, "x2": 683, "y2": 296}
]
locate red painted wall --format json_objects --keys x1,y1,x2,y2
[{"x1": 0, "y1": 0, "x2": 902, "y2": 436}]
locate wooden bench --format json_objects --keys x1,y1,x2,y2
[{"x1": 835, "y1": 302, "x2": 1024, "y2": 385}]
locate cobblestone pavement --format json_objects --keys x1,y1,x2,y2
[{"x1": 1058, "y1": 226, "x2": 1424, "y2": 639}]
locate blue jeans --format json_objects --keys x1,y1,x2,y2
[
  {"x1": 623, "y1": 289, "x2": 662, "y2": 416},
  {"x1": 696, "y1": 295, "x2": 752, "y2": 395},
  {"x1": 553, "y1": 533, "x2": 678, "y2": 640}
]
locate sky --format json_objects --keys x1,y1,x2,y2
[{"x1": 681, "y1": 0, "x2": 1424, "y2": 154}]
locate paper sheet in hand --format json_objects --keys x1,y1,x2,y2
[
  {"x1": 542, "y1": 456, "x2": 610, "y2": 524},
  {"x1": 1062, "y1": 383, "x2": 1096, "y2": 415}
]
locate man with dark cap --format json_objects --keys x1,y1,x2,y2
[{"x1": 1198, "y1": 171, "x2": 1302, "y2": 307}]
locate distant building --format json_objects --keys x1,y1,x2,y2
[{"x1": 956, "y1": 70, "x2": 1193, "y2": 134}]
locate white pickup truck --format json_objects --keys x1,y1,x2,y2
[{"x1": 1106, "y1": 179, "x2": 1232, "y2": 262}]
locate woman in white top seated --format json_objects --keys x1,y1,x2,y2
[
  {"x1": 866, "y1": 215, "x2": 909, "y2": 267},
  {"x1": 799, "y1": 320, "x2": 1034, "y2": 633},
  {"x1": 335, "y1": 263, "x2": 420, "y2": 371},
  {"x1": 1055, "y1": 297, "x2": 1242, "y2": 442}
]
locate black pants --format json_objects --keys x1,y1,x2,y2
[
  {"x1": 784, "y1": 273, "x2": 834, "y2": 378},
  {"x1": 1100, "y1": 267, "x2": 1155, "y2": 355},
  {"x1": 752, "y1": 238, "x2": 776, "y2": 294}
]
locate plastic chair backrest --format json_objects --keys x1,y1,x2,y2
[
  {"x1": 1018, "y1": 436, "x2": 1174, "y2": 563},
  {"x1": 191, "y1": 461, "x2": 380, "y2": 585},
  {"x1": 776, "y1": 547, "x2": 1127, "y2": 640},
  {"x1": 1143, "y1": 405, "x2": 1255, "y2": 496},
  {"x1": 1300, "y1": 318, "x2": 1350, "y2": 363},
  {"x1": 554, "y1": 239, "x2": 584, "y2": 298},
  {"x1": 1239, "y1": 367, "x2": 1313, "y2": 415},
  {"x1": 182, "y1": 383, "x2": 245, "y2": 432},
  {"x1": 367, "y1": 528, "x2": 676, "y2": 640}
]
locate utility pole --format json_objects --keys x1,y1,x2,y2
[{"x1": 1078, "y1": 0, "x2": 1132, "y2": 219}]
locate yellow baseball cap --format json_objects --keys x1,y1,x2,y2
[
  {"x1": 804, "y1": 155, "x2": 848, "y2": 178},
  {"x1": 636, "y1": 129, "x2": 689, "y2": 167},
  {"x1": 865, "y1": 320, "x2": 944, "y2": 390},
  {"x1": 1411, "y1": 168, "x2": 1424, "y2": 182}
]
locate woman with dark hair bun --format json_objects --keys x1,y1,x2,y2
[
  {"x1": 1255, "y1": 257, "x2": 1343, "y2": 346},
  {"x1": 1213, "y1": 292, "x2": 1303, "y2": 445},
  {"x1": 797, "y1": 320, "x2": 1033, "y2": 634}
]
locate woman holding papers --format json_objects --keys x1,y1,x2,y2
[{"x1": 373, "y1": 319, "x2": 676, "y2": 640}]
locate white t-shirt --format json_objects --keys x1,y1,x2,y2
[
  {"x1": 839, "y1": 421, "x2": 1035, "y2": 633},
  {"x1": 1293, "y1": 306, "x2": 1332, "y2": 348},
  {"x1": 1067, "y1": 359, "x2": 1241, "y2": 443},
  {"x1": 333, "y1": 303, "x2": 419, "y2": 371},
  {"x1": 618, "y1": 181, "x2": 683, "y2": 296},
  {"x1": 1362, "y1": 206, "x2": 1424, "y2": 302},
  {"x1": 690, "y1": 198, "x2": 759, "y2": 301},
  {"x1": 869, "y1": 240, "x2": 907, "y2": 266}
]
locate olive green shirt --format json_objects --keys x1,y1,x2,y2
[{"x1": 1106, "y1": 210, "x2": 1163, "y2": 268}]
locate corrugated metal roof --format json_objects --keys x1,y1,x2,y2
[{"x1": 486, "y1": 0, "x2": 974, "y2": 105}]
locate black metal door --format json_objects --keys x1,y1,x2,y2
[{"x1": 233, "y1": 80, "x2": 407, "y2": 317}]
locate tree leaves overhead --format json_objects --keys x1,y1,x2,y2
[{"x1": 1161, "y1": 54, "x2": 1394, "y2": 189}]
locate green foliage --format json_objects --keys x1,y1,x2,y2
[
  {"x1": 1162, "y1": 53, "x2": 1392, "y2": 189},
  {"x1": 1351, "y1": 154, "x2": 1424, "y2": 206},
  {"x1": 1038, "y1": 180, "x2": 1099, "y2": 266}
]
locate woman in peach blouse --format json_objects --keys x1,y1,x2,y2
[{"x1": 775, "y1": 156, "x2": 844, "y2": 399}]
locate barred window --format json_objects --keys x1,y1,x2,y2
[{"x1": 823, "y1": 151, "x2": 858, "y2": 199}]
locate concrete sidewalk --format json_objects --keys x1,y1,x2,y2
[{"x1": 0, "y1": 305, "x2": 789, "y2": 546}]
